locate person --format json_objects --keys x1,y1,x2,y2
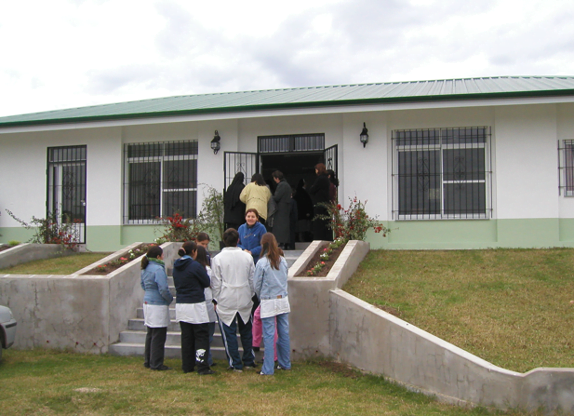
[
  {"x1": 294, "y1": 179, "x2": 313, "y2": 242},
  {"x1": 289, "y1": 189, "x2": 298, "y2": 250},
  {"x1": 309, "y1": 163, "x2": 332, "y2": 241},
  {"x1": 240, "y1": 173, "x2": 272, "y2": 227},
  {"x1": 271, "y1": 170, "x2": 291, "y2": 249},
  {"x1": 253, "y1": 233, "x2": 291, "y2": 375},
  {"x1": 195, "y1": 245, "x2": 217, "y2": 367},
  {"x1": 224, "y1": 172, "x2": 246, "y2": 230},
  {"x1": 140, "y1": 245, "x2": 173, "y2": 371},
  {"x1": 196, "y1": 232, "x2": 212, "y2": 263},
  {"x1": 173, "y1": 241, "x2": 215, "y2": 375},
  {"x1": 211, "y1": 228, "x2": 257, "y2": 372},
  {"x1": 237, "y1": 208, "x2": 267, "y2": 264},
  {"x1": 327, "y1": 169, "x2": 339, "y2": 204}
]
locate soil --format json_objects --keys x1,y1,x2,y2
[
  {"x1": 0, "y1": 245, "x2": 12, "y2": 253},
  {"x1": 83, "y1": 243, "x2": 151, "y2": 275},
  {"x1": 296, "y1": 241, "x2": 346, "y2": 277}
]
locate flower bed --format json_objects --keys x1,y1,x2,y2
[
  {"x1": 83, "y1": 243, "x2": 153, "y2": 275},
  {"x1": 300, "y1": 238, "x2": 347, "y2": 277}
]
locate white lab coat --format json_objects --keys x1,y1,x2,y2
[{"x1": 211, "y1": 247, "x2": 255, "y2": 327}]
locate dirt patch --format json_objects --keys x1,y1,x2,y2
[
  {"x1": 375, "y1": 304, "x2": 402, "y2": 318},
  {"x1": 0, "y1": 245, "x2": 12, "y2": 253},
  {"x1": 83, "y1": 243, "x2": 152, "y2": 275},
  {"x1": 318, "y1": 361, "x2": 360, "y2": 378},
  {"x1": 296, "y1": 242, "x2": 346, "y2": 277}
]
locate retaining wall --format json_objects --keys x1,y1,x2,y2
[
  {"x1": 0, "y1": 243, "x2": 76, "y2": 270},
  {"x1": 0, "y1": 242, "x2": 180, "y2": 353}
]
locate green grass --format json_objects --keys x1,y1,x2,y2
[
  {"x1": 0, "y1": 349, "x2": 536, "y2": 415},
  {"x1": 0, "y1": 252, "x2": 111, "y2": 275},
  {"x1": 344, "y1": 249, "x2": 574, "y2": 373}
]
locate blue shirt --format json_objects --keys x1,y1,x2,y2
[
  {"x1": 253, "y1": 256, "x2": 289, "y2": 300},
  {"x1": 140, "y1": 261, "x2": 173, "y2": 305},
  {"x1": 237, "y1": 221, "x2": 267, "y2": 263}
]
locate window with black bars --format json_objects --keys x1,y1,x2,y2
[
  {"x1": 258, "y1": 133, "x2": 325, "y2": 153},
  {"x1": 392, "y1": 127, "x2": 492, "y2": 220},
  {"x1": 124, "y1": 141, "x2": 198, "y2": 223},
  {"x1": 558, "y1": 140, "x2": 574, "y2": 196}
]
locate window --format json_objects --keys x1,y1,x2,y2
[
  {"x1": 124, "y1": 141, "x2": 198, "y2": 223},
  {"x1": 392, "y1": 127, "x2": 492, "y2": 220},
  {"x1": 258, "y1": 133, "x2": 325, "y2": 153},
  {"x1": 559, "y1": 140, "x2": 574, "y2": 196}
]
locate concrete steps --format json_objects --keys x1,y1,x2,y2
[{"x1": 109, "y1": 247, "x2": 308, "y2": 360}]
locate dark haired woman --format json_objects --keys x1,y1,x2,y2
[
  {"x1": 224, "y1": 172, "x2": 246, "y2": 230},
  {"x1": 254, "y1": 233, "x2": 291, "y2": 375},
  {"x1": 195, "y1": 245, "x2": 217, "y2": 368},
  {"x1": 327, "y1": 169, "x2": 339, "y2": 204},
  {"x1": 140, "y1": 245, "x2": 173, "y2": 371},
  {"x1": 237, "y1": 208, "x2": 267, "y2": 264},
  {"x1": 240, "y1": 173, "x2": 272, "y2": 226},
  {"x1": 309, "y1": 163, "x2": 332, "y2": 241},
  {"x1": 271, "y1": 170, "x2": 291, "y2": 249},
  {"x1": 173, "y1": 241, "x2": 215, "y2": 375}
]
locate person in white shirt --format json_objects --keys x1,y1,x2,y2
[{"x1": 211, "y1": 228, "x2": 257, "y2": 371}]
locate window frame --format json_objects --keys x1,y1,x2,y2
[
  {"x1": 392, "y1": 126, "x2": 492, "y2": 221},
  {"x1": 559, "y1": 140, "x2": 574, "y2": 197},
  {"x1": 123, "y1": 141, "x2": 198, "y2": 224}
]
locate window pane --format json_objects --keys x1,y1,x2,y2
[
  {"x1": 61, "y1": 164, "x2": 86, "y2": 222},
  {"x1": 395, "y1": 129, "x2": 440, "y2": 146},
  {"x1": 163, "y1": 190, "x2": 196, "y2": 219},
  {"x1": 128, "y1": 162, "x2": 160, "y2": 220},
  {"x1": 163, "y1": 160, "x2": 197, "y2": 189},
  {"x1": 164, "y1": 141, "x2": 198, "y2": 156},
  {"x1": 398, "y1": 150, "x2": 441, "y2": 215},
  {"x1": 127, "y1": 143, "x2": 163, "y2": 158},
  {"x1": 442, "y1": 127, "x2": 487, "y2": 145},
  {"x1": 565, "y1": 142, "x2": 574, "y2": 194},
  {"x1": 443, "y1": 149, "x2": 485, "y2": 181},
  {"x1": 444, "y1": 183, "x2": 486, "y2": 215}
]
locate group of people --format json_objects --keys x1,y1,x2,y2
[
  {"x1": 224, "y1": 163, "x2": 338, "y2": 247},
  {"x1": 140, "y1": 226, "x2": 291, "y2": 376}
]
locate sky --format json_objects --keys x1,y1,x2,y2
[{"x1": 1, "y1": 0, "x2": 574, "y2": 117}]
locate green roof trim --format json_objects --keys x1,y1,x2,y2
[{"x1": 2, "y1": 76, "x2": 574, "y2": 128}]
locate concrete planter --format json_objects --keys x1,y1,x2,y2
[{"x1": 0, "y1": 243, "x2": 77, "y2": 270}]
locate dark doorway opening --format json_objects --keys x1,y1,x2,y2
[{"x1": 261, "y1": 152, "x2": 322, "y2": 192}]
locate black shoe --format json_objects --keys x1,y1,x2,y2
[
  {"x1": 210, "y1": 362, "x2": 217, "y2": 367},
  {"x1": 144, "y1": 363, "x2": 150, "y2": 369},
  {"x1": 198, "y1": 369, "x2": 216, "y2": 375},
  {"x1": 151, "y1": 365, "x2": 170, "y2": 371},
  {"x1": 253, "y1": 347, "x2": 260, "y2": 352}
]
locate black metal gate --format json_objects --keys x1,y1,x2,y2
[
  {"x1": 224, "y1": 152, "x2": 259, "y2": 189},
  {"x1": 47, "y1": 146, "x2": 87, "y2": 244},
  {"x1": 323, "y1": 144, "x2": 338, "y2": 174}
]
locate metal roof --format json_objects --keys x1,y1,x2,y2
[{"x1": 2, "y1": 76, "x2": 574, "y2": 128}]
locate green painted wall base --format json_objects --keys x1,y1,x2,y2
[{"x1": 4, "y1": 218, "x2": 574, "y2": 251}]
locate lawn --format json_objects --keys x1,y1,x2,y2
[
  {"x1": 0, "y1": 349, "x2": 536, "y2": 416},
  {"x1": 0, "y1": 252, "x2": 111, "y2": 275},
  {"x1": 344, "y1": 248, "x2": 574, "y2": 373}
]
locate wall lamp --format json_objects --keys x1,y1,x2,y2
[
  {"x1": 359, "y1": 122, "x2": 369, "y2": 148},
  {"x1": 211, "y1": 130, "x2": 221, "y2": 154}
]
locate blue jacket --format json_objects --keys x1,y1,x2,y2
[
  {"x1": 140, "y1": 261, "x2": 173, "y2": 305},
  {"x1": 238, "y1": 221, "x2": 267, "y2": 263},
  {"x1": 173, "y1": 256, "x2": 210, "y2": 304},
  {"x1": 253, "y1": 256, "x2": 289, "y2": 300}
]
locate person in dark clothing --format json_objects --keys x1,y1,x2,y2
[
  {"x1": 224, "y1": 172, "x2": 246, "y2": 230},
  {"x1": 327, "y1": 169, "x2": 339, "y2": 204},
  {"x1": 294, "y1": 179, "x2": 313, "y2": 242},
  {"x1": 309, "y1": 163, "x2": 332, "y2": 241},
  {"x1": 271, "y1": 170, "x2": 291, "y2": 248},
  {"x1": 173, "y1": 241, "x2": 215, "y2": 375},
  {"x1": 289, "y1": 189, "x2": 298, "y2": 250}
]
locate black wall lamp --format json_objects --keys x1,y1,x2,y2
[
  {"x1": 211, "y1": 130, "x2": 221, "y2": 154},
  {"x1": 359, "y1": 122, "x2": 369, "y2": 148}
]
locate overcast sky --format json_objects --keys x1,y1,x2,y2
[{"x1": 1, "y1": 0, "x2": 573, "y2": 117}]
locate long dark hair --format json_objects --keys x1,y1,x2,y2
[
  {"x1": 195, "y1": 245, "x2": 210, "y2": 269},
  {"x1": 141, "y1": 245, "x2": 163, "y2": 269},
  {"x1": 178, "y1": 241, "x2": 197, "y2": 257},
  {"x1": 261, "y1": 233, "x2": 281, "y2": 270},
  {"x1": 251, "y1": 173, "x2": 266, "y2": 186}
]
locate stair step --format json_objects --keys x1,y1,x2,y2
[
  {"x1": 108, "y1": 343, "x2": 230, "y2": 361},
  {"x1": 119, "y1": 329, "x2": 241, "y2": 348}
]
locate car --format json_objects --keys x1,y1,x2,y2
[{"x1": 0, "y1": 305, "x2": 17, "y2": 361}]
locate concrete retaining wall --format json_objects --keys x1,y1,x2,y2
[
  {"x1": 289, "y1": 241, "x2": 574, "y2": 414},
  {"x1": 0, "y1": 243, "x2": 76, "y2": 270},
  {"x1": 0, "y1": 242, "x2": 180, "y2": 353}
]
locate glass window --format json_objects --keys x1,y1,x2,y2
[
  {"x1": 124, "y1": 141, "x2": 198, "y2": 223},
  {"x1": 393, "y1": 127, "x2": 491, "y2": 220}
]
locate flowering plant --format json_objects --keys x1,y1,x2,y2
[
  {"x1": 306, "y1": 237, "x2": 347, "y2": 276},
  {"x1": 155, "y1": 212, "x2": 200, "y2": 244},
  {"x1": 316, "y1": 197, "x2": 389, "y2": 241},
  {"x1": 90, "y1": 243, "x2": 155, "y2": 274}
]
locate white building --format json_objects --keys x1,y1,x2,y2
[{"x1": 1, "y1": 76, "x2": 574, "y2": 251}]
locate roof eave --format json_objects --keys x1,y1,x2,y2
[{"x1": 1, "y1": 89, "x2": 574, "y2": 129}]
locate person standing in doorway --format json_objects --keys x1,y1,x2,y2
[
  {"x1": 240, "y1": 173, "x2": 272, "y2": 227},
  {"x1": 309, "y1": 163, "x2": 332, "y2": 241},
  {"x1": 211, "y1": 228, "x2": 257, "y2": 372},
  {"x1": 271, "y1": 170, "x2": 291, "y2": 249},
  {"x1": 224, "y1": 172, "x2": 246, "y2": 231}
]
